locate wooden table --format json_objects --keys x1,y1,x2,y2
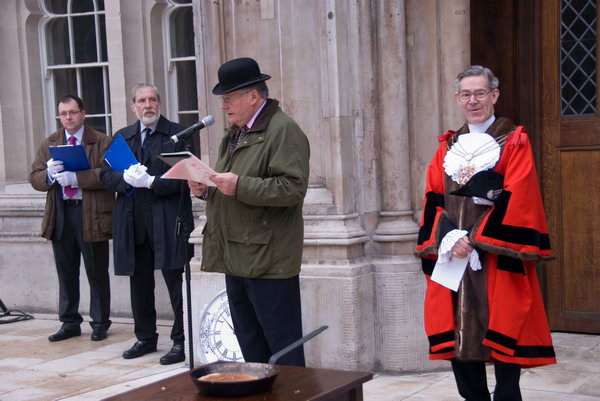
[{"x1": 103, "y1": 365, "x2": 372, "y2": 401}]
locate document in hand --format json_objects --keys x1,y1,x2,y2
[
  {"x1": 431, "y1": 256, "x2": 468, "y2": 292},
  {"x1": 48, "y1": 145, "x2": 90, "y2": 171},
  {"x1": 159, "y1": 151, "x2": 217, "y2": 186},
  {"x1": 104, "y1": 135, "x2": 138, "y2": 171}
]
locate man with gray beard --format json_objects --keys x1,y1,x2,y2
[{"x1": 100, "y1": 83, "x2": 195, "y2": 365}]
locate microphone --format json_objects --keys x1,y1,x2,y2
[{"x1": 169, "y1": 115, "x2": 215, "y2": 143}]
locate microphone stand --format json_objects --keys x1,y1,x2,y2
[{"x1": 174, "y1": 138, "x2": 195, "y2": 370}]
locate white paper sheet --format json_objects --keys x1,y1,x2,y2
[
  {"x1": 161, "y1": 153, "x2": 217, "y2": 186},
  {"x1": 431, "y1": 255, "x2": 469, "y2": 292}
]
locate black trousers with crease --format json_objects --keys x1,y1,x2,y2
[
  {"x1": 130, "y1": 236, "x2": 184, "y2": 345},
  {"x1": 225, "y1": 274, "x2": 305, "y2": 366},
  {"x1": 51, "y1": 202, "x2": 111, "y2": 331}
]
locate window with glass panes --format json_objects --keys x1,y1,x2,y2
[
  {"x1": 560, "y1": 0, "x2": 597, "y2": 116},
  {"x1": 41, "y1": 0, "x2": 111, "y2": 134},
  {"x1": 165, "y1": 0, "x2": 199, "y2": 127}
]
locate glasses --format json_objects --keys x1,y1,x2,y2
[
  {"x1": 219, "y1": 90, "x2": 252, "y2": 105},
  {"x1": 457, "y1": 89, "x2": 492, "y2": 102},
  {"x1": 58, "y1": 110, "x2": 81, "y2": 118}
]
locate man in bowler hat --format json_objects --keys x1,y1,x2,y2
[{"x1": 188, "y1": 57, "x2": 310, "y2": 366}]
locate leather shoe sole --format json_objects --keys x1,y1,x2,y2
[
  {"x1": 122, "y1": 341, "x2": 157, "y2": 359},
  {"x1": 91, "y1": 328, "x2": 108, "y2": 341},
  {"x1": 160, "y1": 344, "x2": 185, "y2": 365},
  {"x1": 48, "y1": 329, "x2": 81, "y2": 342}
]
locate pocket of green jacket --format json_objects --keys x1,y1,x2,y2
[{"x1": 224, "y1": 224, "x2": 273, "y2": 278}]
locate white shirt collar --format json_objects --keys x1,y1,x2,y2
[
  {"x1": 65, "y1": 125, "x2": 85, "y2": 144},
  {"x1": 468, "y1": 114, "x2": 496, "y2": 134},
  {"x1": 140, "y1": 121, "x2": 158, "y2": 135},
  {"x1": 246, "y1": 99, "x2": 267, "y2": 129}
]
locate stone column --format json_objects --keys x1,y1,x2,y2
[
  {"x1": 372, "y1": 0, "x2": 420, "y2": 254},
  {"x1": 369, "y1": 0, "x2": 471, "y2": 372},
  {"x1": 104, "y1": 0, "x2": 128, "y2": 131}
]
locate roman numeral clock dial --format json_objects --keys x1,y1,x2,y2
[{"x1": 199, "y1": 289, "x2": 244, "y2": 363}]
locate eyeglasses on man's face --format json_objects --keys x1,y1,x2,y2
[
  {"x1": 58, "y1": 110, "x2": 82, "y2": 118},
  {"x1": 457, "y1": 89, "x2": 492, "y2": 102},
  {"x1": 219, "y1": 89, "x2": 252, "y2": 105}
]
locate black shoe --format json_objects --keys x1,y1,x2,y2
[
  {"x1": 159, "y1": 344, "x2": 185, "y2": 365},
  {"x1": 91, "y1": 327, "x2": 108, "y2": 341},
  {"x1": 48, "y1": 328, "x2": 81, "y2": 342},
  {"x1": 122, "y1": 340, "x2": 157, "y2": 359}
]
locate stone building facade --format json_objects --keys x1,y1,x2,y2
[{"x1": 0, "y1": 0, "x2": 470, "y2": 372}]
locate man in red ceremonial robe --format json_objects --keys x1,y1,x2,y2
[{"x1": 416, "y1": 65, "x2": 555, "y2": 401}]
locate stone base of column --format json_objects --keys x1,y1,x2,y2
[
  {"x1": 300, "y1": 260, "x2": 375, "y2": 371},
  {"x1": 370, "y1": 210, "x2": 420, "y2": 255},
  {"x1": 371, "y1": 255, "x2": 446, "y2": 371}
]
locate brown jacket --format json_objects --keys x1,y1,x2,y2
[{"x1": 30, "y1": 125, "x2": 113, "y2": 242}]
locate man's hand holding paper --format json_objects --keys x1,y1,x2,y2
[{"x1": 188, "y1": 180, "x2": 208, "y2": 197}]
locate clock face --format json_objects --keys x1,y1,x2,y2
[{"x1": 199, "y1": 289, "x2": 244, "y2": 363}]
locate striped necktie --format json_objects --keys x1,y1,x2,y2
[{"x1": 228, "y1": 125, "x2": 248, "y2": 158}]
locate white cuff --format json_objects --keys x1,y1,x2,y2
[
  {"x1": 438, "y1": 229, "x2": 469, "y2": 263},
  {"x1": 438, "y1": 229, "x2": 482, "y2": 271}
]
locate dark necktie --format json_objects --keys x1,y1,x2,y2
[
  {"x1": 228, "y1": 125, "x2": 248, "y2": 158},
  {"x1": 64, "y1": 135, "x2": 78, "y2": 198},
  {"x1": 142, "y1": 127, "x2": 152, "y2": 161}
]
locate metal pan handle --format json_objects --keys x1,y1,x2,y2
[{"x1": 268, "y1": 325, "x2": 328, "y2": 365}]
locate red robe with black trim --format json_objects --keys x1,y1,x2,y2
[{"x1": 416, "y1": 117, "x2": 556, "y2": 368}]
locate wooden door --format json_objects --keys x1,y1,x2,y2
[
  {"x1": 540, "y1": 0, "x2": 600, "y2": 333},
  {"x1": 471, "y1": 0, "x2": 600, "y2": 333}
]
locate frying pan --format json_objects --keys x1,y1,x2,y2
[{"x1": 190, "y1": 325, "x2": 328, "y2": 396}]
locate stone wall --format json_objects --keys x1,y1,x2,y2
[{"x1": 0, "y1": 0, "x2": 470, "y2": 373}]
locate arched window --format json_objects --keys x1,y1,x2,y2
[
  {"x1": 164, "y1": 0, "x2": 199, "y2": 127},
  {"x1": 40, "y1": 0, "x2": 111, "y2": 134}
]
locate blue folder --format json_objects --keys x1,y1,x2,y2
[
  {"x1": 104, "y1": 135, "x2": 139, "y2": 172},
  {"x1": 48, "y1": 145, "x2": 90, "y2": 171}
]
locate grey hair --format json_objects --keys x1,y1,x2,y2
[
  {"x1": 455, "y1": 65, "x2": 499, "y2": 92},
  {"x1": 244, "y1": 81, "x2": 269, "y2": 99},
  {"x1": 130, "y1": 83, "x2": 161, "y2": 103}
]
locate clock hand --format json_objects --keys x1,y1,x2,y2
[{"x1": 224, "y1": 316, "x2": 235, "y2": 331}]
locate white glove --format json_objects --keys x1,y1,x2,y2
[
  {"x1": 53, "y1": 171, "x2": 78, "y2": 187},
  {"x1": 47, "y1": 159, "x2": 64, "y2": 177},
  {"x1": 123, "y1": 164, "x2": 155, "y2": 188}
]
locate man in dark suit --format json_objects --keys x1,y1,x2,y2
[
  {"x1": 30, "y1": 94, "x2": 113, "y2": 342},
  {"x1": 100, "y1": 83, "x2": 194, "y2": 365}
]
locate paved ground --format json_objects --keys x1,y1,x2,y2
[{"x1": 0, "y1": 314, "x2": 599, "y2": 400}]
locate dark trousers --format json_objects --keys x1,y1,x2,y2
[
  {"x1": 451, "y1": 359, "x2": 522, "y2": 401},
  {"x1": 225, "y1": 274, "x2": 305, "y2": 366},
  {"x1": 130, "y1": 236, "x2": 184, "y2": 345},
  {"x1": 51, "y1": 202, "x2": 110, "y2": 331}
]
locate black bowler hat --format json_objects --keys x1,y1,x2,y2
[
  {"x1": 212, "y1": 57, "x2": 271, "y2": 95},
  {"x1": 451, "y1": 170, "x2": 504, "y2": 201}
]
